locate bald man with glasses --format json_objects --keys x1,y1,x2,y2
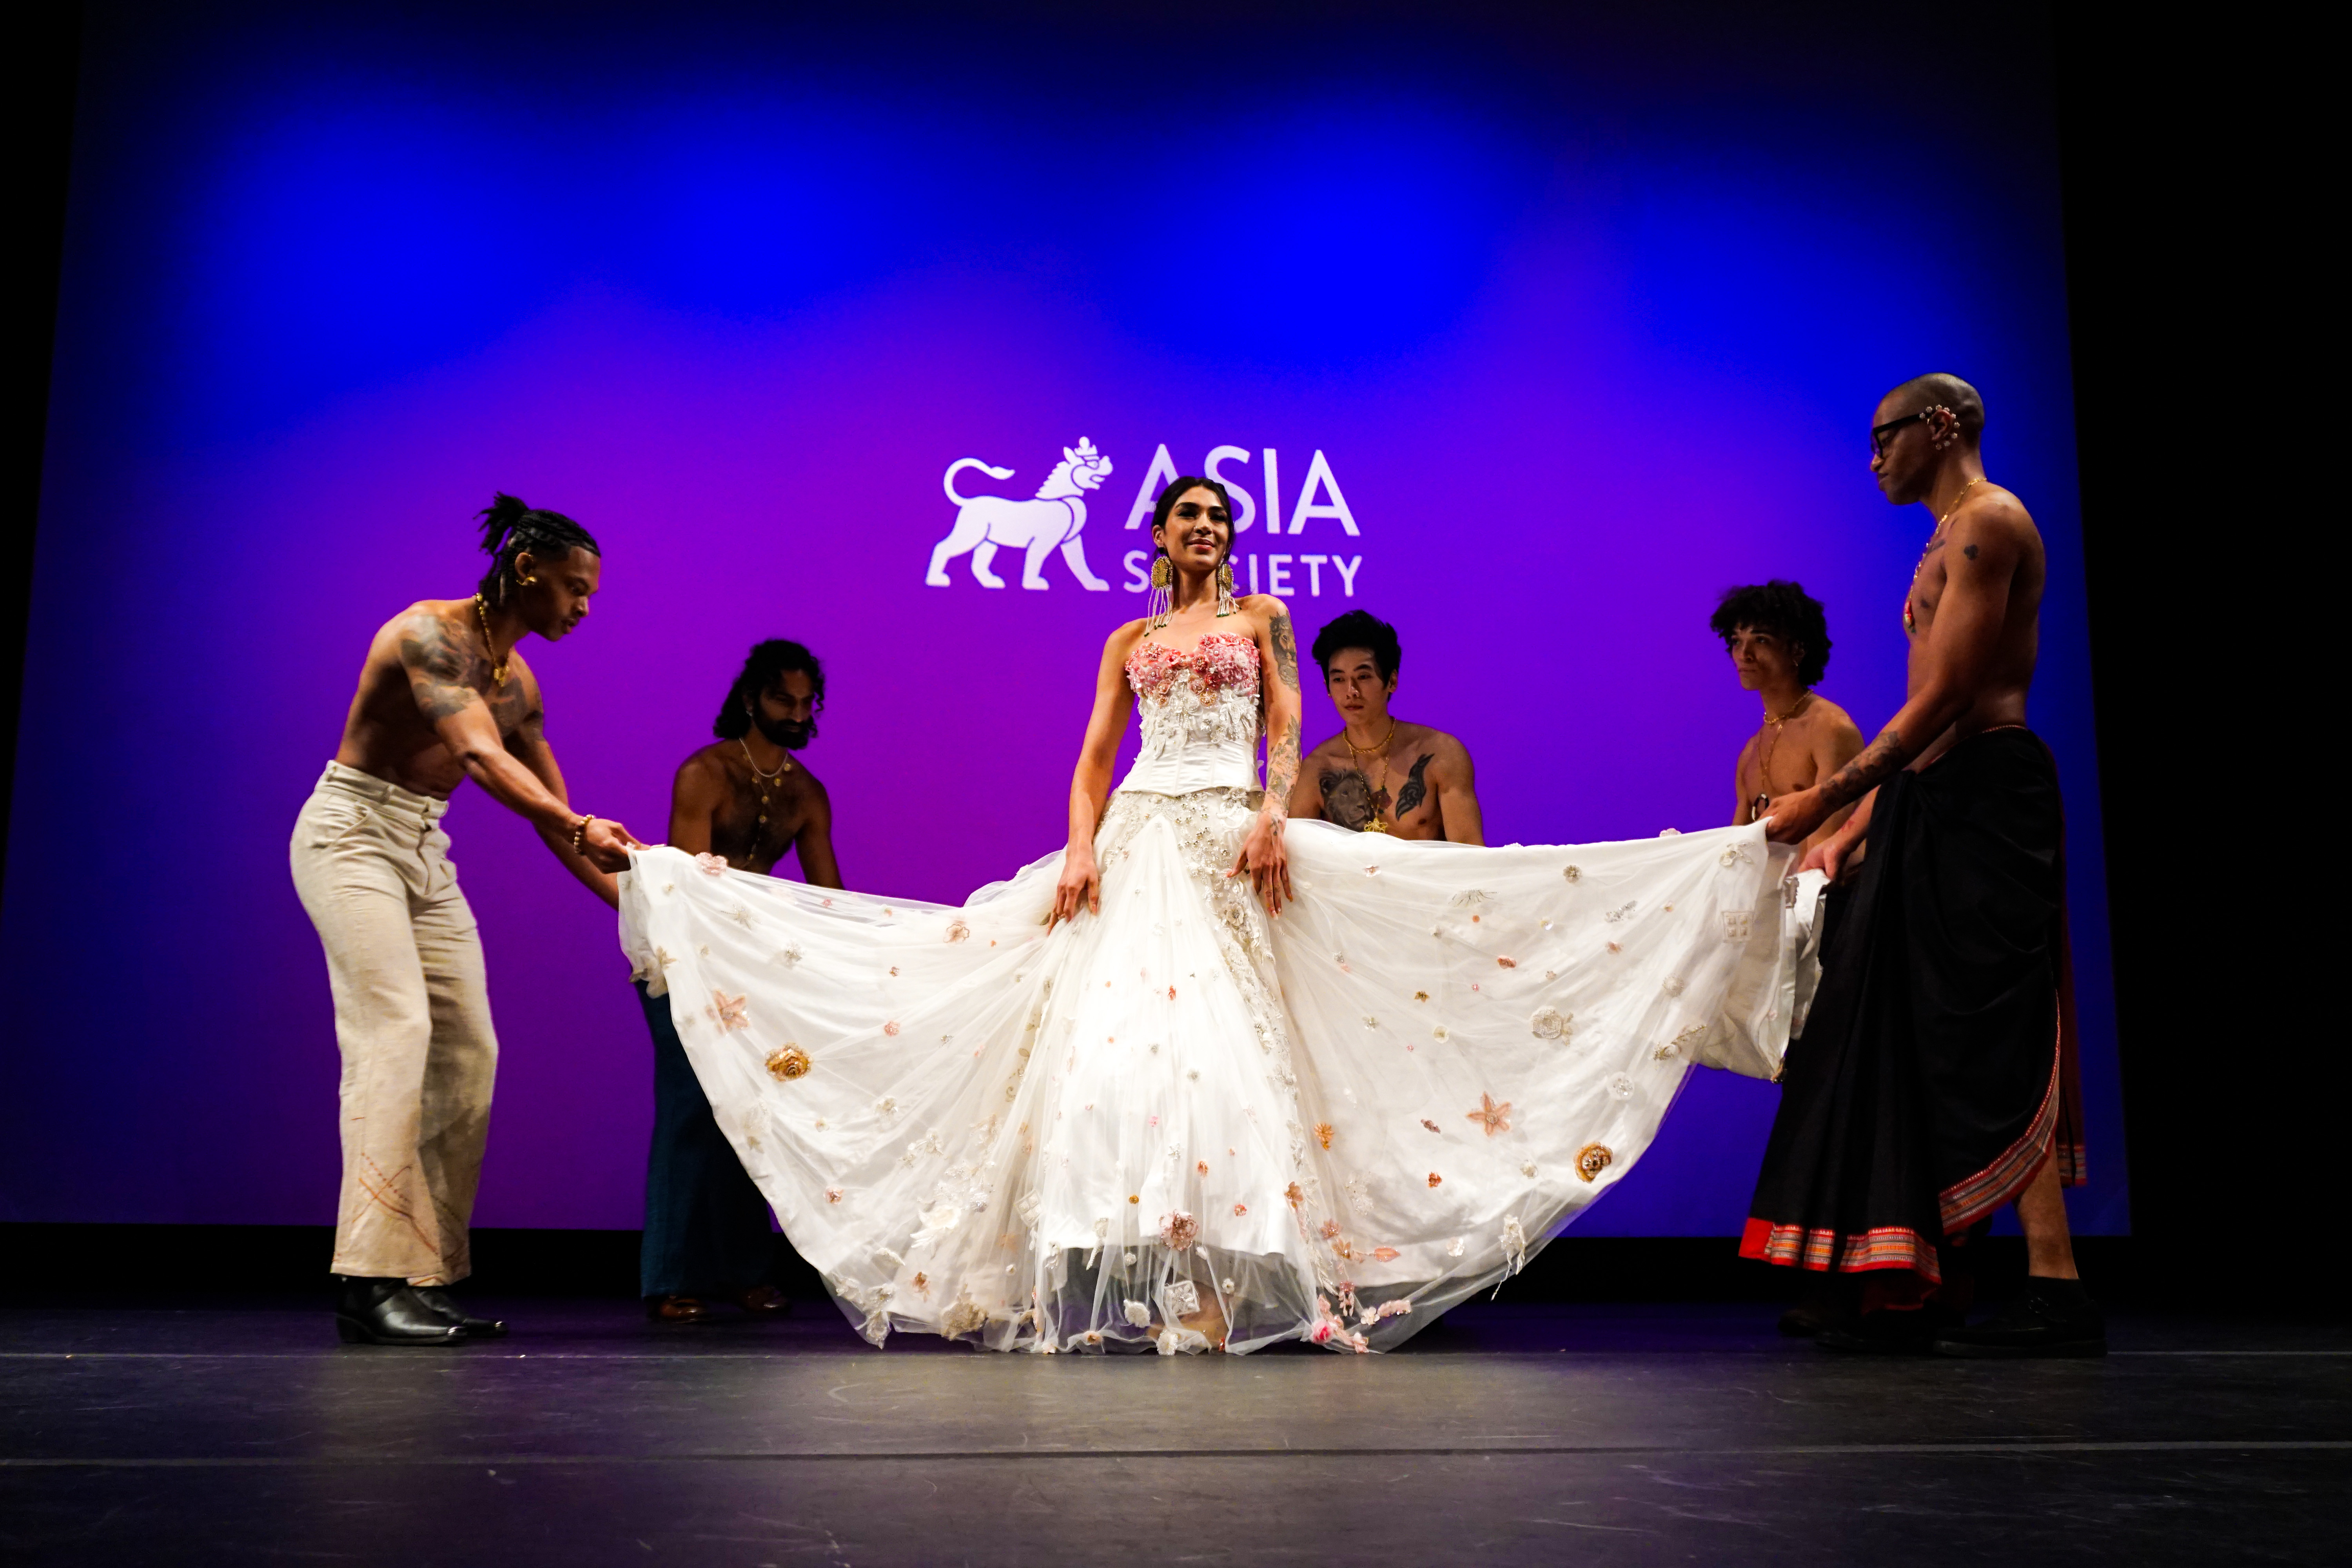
[{"x1": 1743, "y1": 373, "x2": 2097, "y2": 1359}]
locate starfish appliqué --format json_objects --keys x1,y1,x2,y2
[
  {"x1": 708, "y1": 989, "x2": 750, "y2": 1032},
  {"x1": 1465, "y1": 1093, "x2": 1512, "y2": 1137}
]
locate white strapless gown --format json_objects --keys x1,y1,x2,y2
[{"x1": 619, "y1": 631, "x2": 1824, "y2": 1353}]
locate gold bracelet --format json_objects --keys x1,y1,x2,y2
[{"x1": 571, "y1": 814, "x2": 594, "y2": 855}]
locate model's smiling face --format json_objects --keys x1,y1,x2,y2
[{"x1": 1154, "y1": 487, "x2": 1232, "y2": 572}]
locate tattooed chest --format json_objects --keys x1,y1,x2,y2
[{"x1": 1321, "y1": 753, "x2": 1436, "y2": 829}]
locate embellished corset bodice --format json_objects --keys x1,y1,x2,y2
[{"x1": 1118, "y1": 630, "x2": 1262, "y2": 796}]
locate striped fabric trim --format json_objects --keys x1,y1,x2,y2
[
  {"x1": 1739, "y1": 1217, "x2": 1942, "y2": 1281},
  {"x1": 2054, "y1": 1141, "x2": 2087, "y2": 1186},
  {"x1": 1935, "y1": 1016, "x2": 2064, "y2": 1234}
]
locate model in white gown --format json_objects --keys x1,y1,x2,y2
[
  {"x1": 620, "y1": 486, "x2": 1820, "y2": 1354},
  {"x1": 621, "y1": 663, "x2": 1822, "y2": 1353}
]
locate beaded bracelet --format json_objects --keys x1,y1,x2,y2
[{"x1": 571, "y1": 814, "x2": 595, "y2": 855}]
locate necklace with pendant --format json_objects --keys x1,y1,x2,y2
[
  {"x1": 1346, "y1": 716, "x2": 1398, "y2": 833},
  {"x1": 1750, "y1": 691, "x2": 1813, "y2": 820},
  {"x1": 472, "y1": 593, "x2": 509, "y2": 685},
  {"x1": 739, "y1": 737, "x2": 791, "y2": 842},
  {"x1": 1904, "y1": 476, "x2": 1988, "y2": 636}
]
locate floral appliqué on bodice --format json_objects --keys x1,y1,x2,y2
[{"x1": 1125, "y1": 631, "x2": 1262, "y2": 758}]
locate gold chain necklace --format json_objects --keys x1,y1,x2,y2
[
  {"x1": 1751, "y1": 691, "x2": 1813, "y2": 819},
  {"x1": 739, "y1": 737, "x2": 792, "y2": 836},
  {"x1": 471, "y1": 593, "x2": 509, "y2": 685},
  {"x1": 1346, "y1": 716, "x2": 1398, "y2": 833},
  {"x1": 1905, "y1": 476, "x2": 1991, "y2": 636}
]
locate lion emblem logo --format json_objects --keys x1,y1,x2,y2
[{"x1": 924, "y1": 437, "x2": 1114, "y2": 590}]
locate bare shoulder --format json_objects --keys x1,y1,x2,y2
[
  {"x1": 1239, "y1": 593, "x2": 1293, "y2": 625},
  {"x1": 675, "y1": 740, "x2": 732, "y2": 783},
  {"x1": 385, "y1": 599, "x2": 459, "y2": 654},
  {"x1": 1303, "y1": 731, "x2": 1352, "y2": 766},
  {"x1": 1953, "y1": 486, "x2": 2040, "y2": 557},
  {"x1": 1102, "y1": 618, "x2": 1150, "y2": 655},
  {"x1": 1412, "y1": 724, "x2": 1471, "y2": 759},
  {"x1": 1810, "y1": 695, "x2": 1864, "y2": 743}
]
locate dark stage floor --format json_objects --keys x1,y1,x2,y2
[{"x1": 2, "y1": 1294, "x2": 2346, "y2": 1566}]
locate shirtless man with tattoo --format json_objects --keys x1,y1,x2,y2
[
  {"x1": 1749, "y1": 374, "x2": 2098, "y2": 1357},
  {"x1": 637, "y1": 640, "x2": 841, "y2": 1323},
  {"x1": 1288, "y1": 610, "x2": 1483, "y2": 843},
  {"x1": 1711, "y1": 581, "x2": 1863, "y2": 854},
  {"x1": 290, "y1": 494, "x2": 642, "y2": 1345}
]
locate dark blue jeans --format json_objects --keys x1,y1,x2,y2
[{"x1": 637, "y1": 981, "x2": 777, "y2": 1299}]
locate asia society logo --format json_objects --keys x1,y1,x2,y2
[{"x1": 923, "y1": 439, "x2": 1365, "y2": 600}]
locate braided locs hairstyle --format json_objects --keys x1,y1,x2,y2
[{"x1": 475, "y1": 492, "x2": 599, "y2": 603}]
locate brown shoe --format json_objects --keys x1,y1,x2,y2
[
  {"x1": 724, "y1": 1285, "x2": 791, "y2": 1317},
  {"x1": 647, "y1": 1295, "x2": 711, "y2": 1324}
]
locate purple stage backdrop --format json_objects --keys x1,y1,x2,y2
[{"x1": 5, "y1": 2, "x2": 2123, "y2": 1238}]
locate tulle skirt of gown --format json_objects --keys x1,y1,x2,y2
[{"x1": 618, "y1": 791, "x2": 1818, "y2": 1354}]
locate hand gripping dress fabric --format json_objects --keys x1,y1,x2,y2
[{"x1": 619, "y1": 633, "x2": 1823, "y2": 1354}]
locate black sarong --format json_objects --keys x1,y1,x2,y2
[{"x1": 1741, "y1": 727, "x2": 2085, "y2": 1283}]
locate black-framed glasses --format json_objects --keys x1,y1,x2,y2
[{"x1": 1870, "y1": 411, "x2": 1928, "y2": 458}]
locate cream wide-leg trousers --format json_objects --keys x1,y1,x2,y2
[{"x1": 289, "y1": 761, "x2": 499, "y2": 1285}]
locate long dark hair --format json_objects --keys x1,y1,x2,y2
[
  {"x1": 713, "y1": 639, "x2": 826, "y2": 740},
  {"x1": 475, "y1": 493, "x2": 599, "y2": 601}
]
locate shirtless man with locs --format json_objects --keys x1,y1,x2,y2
[
  {"x1": 1288, "y1": 610, "x2": 1483, "y2": 843},
  {"x1": 290, "y1": 494, "x2": 641, "y2": 1346},
  {"x1": 1747, "y1": 375, "x2": 2096, "y2": 1357},
  {"x1": 634, "y1": 640, "x2": 842, "y2": 1325}
]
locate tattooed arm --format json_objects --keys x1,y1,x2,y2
[
  {"x1": 1767, "y1": 505, "x2": 2025, "y2": 844},
  {"x1": 397, "y1": 610, "x2": 641, "y2": 872},
  {"x1": 1229, "y1": 597, "x2": 1299, "y2": 915}
]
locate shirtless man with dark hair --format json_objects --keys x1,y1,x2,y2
[
  {"x1": 1711, "y1": 579, "x2": 1864, "y2": 854},
  {"x1": 1287, "y1": 609, "x2": 1483, "y2": 843},
  {"x1": 634, "y1": 640, "x2": 842, "y2": 1323},
  {"x1": 290, "y1": 494, "x2": 642, "y2": 1345},
  {"x1": 1749, "y1": 374, "x2": 2096, "y2": 1357}
]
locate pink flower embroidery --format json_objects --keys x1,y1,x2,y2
[
  {"x1": 694, "y1": 853, "x2": 728, "y2": 877},
  {"x1": 1232, "y1": 1203, "x2": 1247, "y2": 1216},
  {"x1": 1123, "y1": 633, "x2": 1260, "y2": 702},
  {"x1": 882, "y1": 1020, "x2": 901, "y2": 1037},
  {"x1": 1158, "y1": 1210, "x2": 1200, "y2": 1250}
]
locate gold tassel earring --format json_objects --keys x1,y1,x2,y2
[
  {"x1": 1146, "y1": 553, "x2": 1174, "y2": 630},
  {"x1": 1215, "y1": 557, "x2": 1238, "y2": 617}
]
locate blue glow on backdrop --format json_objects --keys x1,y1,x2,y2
[{"x1": 5, "y1": 2, "x2": 2119, "y2": 1238}]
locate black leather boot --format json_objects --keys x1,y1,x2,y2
[
  {"x1": 334, "y1": 1276, "x2": 467, "y2": 1345},
  {"x1": 413, "y1": 1286, "x2": 509, "y2": 1339},
  {"x1": 1934, "y1": 1276, "x2": 2107, "y2": 1358}
]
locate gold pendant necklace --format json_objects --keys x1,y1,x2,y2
[
  {"x1": 1347, "y1": 716, "x2": 1398, "y2": 832},
  {"x1": 1905, "y1": 476, "x2": 1990, "y2": 635},
  {"x1": 1751, "y1": 691, "x2": 1813, "y2": 819},
  {"x1": 472, "y1": 594, "x2": 509, "y2": 685},
  {"x1": 739, "y1": 738, "x2": 791, "y2": 831}
]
